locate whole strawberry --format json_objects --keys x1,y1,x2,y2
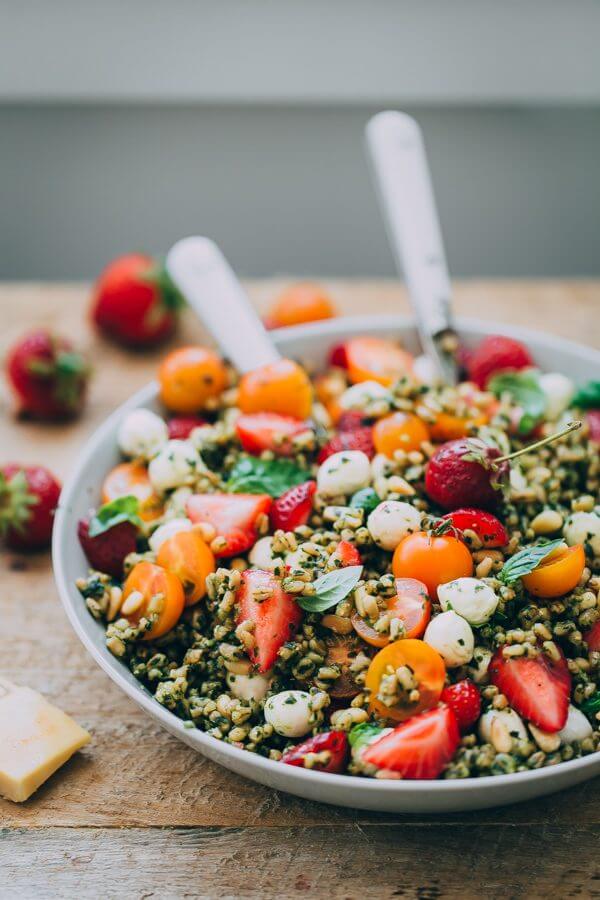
[
  {"x1": 425, "y1": 438, "x2": 509, "y2": 511},
  {"x1": 440, "y1": 679, "x2": 481, "y2": 732},
  {"x1": 91, "y1": 253, "x2": 183, "y2": 348},
  {"x1": 0, "y1": 464, "x2": 61, "y2": 550},
  {"x1": 78, "y1": 518, "x2": 138, "y2": 578},
  {"x1": 7, "y1": 331, "x2": 89, "y2": 419},
  {"x1": 468, "y1": 335, "x2": 533, "y2": 389}
]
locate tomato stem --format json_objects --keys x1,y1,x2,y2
[{"x1": 495, "y1": 420, "x2": 582, "y2": 464}]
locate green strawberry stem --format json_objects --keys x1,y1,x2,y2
[{"x1": 495, "y1": 420, "x2": 582, "y2": 464}]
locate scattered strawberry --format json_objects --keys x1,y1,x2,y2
[
  {"x1": 442, "y1": 507, "x2": 508, "y2": 548},
  {"x1": 167, "y1": 416, "x2": 207, "y2": 440},
  {"x1": 77, "y1": 518, "x2": 137, "y2": 578},
  {"x1": 186, "y1": 492, "x2": 272, "y2": 557},
  {"x1": 7, "y1": 331, "x2": 89, "y2": 420},
  {"x1": 317, "y1": 426, "x2": 375, "y2": 463},
  {"x1": 440, "y1": 680, "x2": 481, "y2": 732},
  {"x1": 584, "y1": 620, "x2": 600, "y2": 653},
  {"x1": 328, "y1": 343, "x2": 348, "y2": 369},
  {"x1": 489, "y1": 647, "x2": 571, "y2": 732},
  {"x1": 281, "y1": 730, "x2": 349, "y2": 773},
  {"x1": 235, "y1": 412, "x2": 311, "y2": 457},
  {"x1": 336, "y1": 410, "x2": 368, "y2": 431},
  {"x1": 91, "y1": 253, "x2": 183, "y2": 348},
  {"x1": 425, "y1": 438, "x2": 509, "y2": 511},
  {"x1": 236, "y1": 568, "x2": 303, "y2": 672},
  {"x1": 468, "y1": 335, "x2": 533, "y2": 390},
  {"x1": 362, "y1": 705, "x2": 460, "y2": 779},
  {"x1": 330, "y1": 540, "x2": 362, "y2": 568},
  {"x1": 587, "y1": 410, "x2": 600, "y2": 443},
  {"x1": 270, "y1": 480, "x2": 317, "y2": 532},
  {"x1": 0, "y1": 464, "x2": 61, "y2": 550}
]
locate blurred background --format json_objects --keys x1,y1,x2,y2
[{"x1": 2, "y1": 0, "x2": 600, "y2": 280}]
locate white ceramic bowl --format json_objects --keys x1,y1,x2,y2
[{"x1": 53, "y1": 315, "x2": 600, "y2": 813}]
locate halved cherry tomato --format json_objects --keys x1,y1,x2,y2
[
  {"x1": 373, "y1": 412, "x2": 430, "y2": 457},
  {"x1": 235, "y1": 412, "x2": 310, "y2": 456},
  {"x1": 313, "y1": 371, "x2": 344, "y2": 424},
  {"x1": 522, "y1": 543, "x2": 585, "y2": 598},
  {"x1": 159, "y1": 346, "x2": 227, "y2": 414},
  {"x1": 121, "y1": 561, "x2": 185, "y2": 640},
  {"x1": 267, "y1": 282, "x2": 336, "y2": 328},
  {"x1": 392, "y1": 531, "x2": 473, "y2": 599},
  {"x1": 101, "y1": 462, "x2": 163, "y2": 522},
  {"x1": 238, "y1": 358, "x2": 312, "y2": 419},
  {"x1": 442, "y1": 508, "x2": 508, "y2": 548},
  {"x1": 156, "y1": 529, "x2": 216, "y2": 606},
  {"x1": 366, "y1": 639, "x2": 446, "y2": 722},
  {"x1": 345, "y1": 337, "x2": 414, "y2": 386},
  {"x1": 352, "y1": 578, "x2": 431, "y2": 648},
  {"x1": 429, "y1": 411, "x2": 488, "y2": 442}
]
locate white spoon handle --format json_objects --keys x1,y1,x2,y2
[{"x1": 166, "y1": 236, "x2": 281, "y2": 374}]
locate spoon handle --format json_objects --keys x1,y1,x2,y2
[
  {"x1": 166, "y1": 236, "x2": 281, "y2": 374},
  {"x1": 365, "y1": 111, "x2": 458, "y2": 383}
]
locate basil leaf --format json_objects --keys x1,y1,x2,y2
[
  {"x1": 488, "y1": 370, "x2": 547, "y2": 434},
  {"x1": 350, "y1": 488, "x2": 381, "y2": 516},
  {"x1": 226, "y1": 455, "x2": 310, "y2": 497},
  {"x1": 572, "y1": 380, "x2": 600, "y2": 410},
  {"x1": 580, "y1": 693, "x2": 600, "y2": 722},
  {"x1": 498, "y1": 538, "x2": 565, "y2": 586},
  {"x1": 88, "y1": 495, "x2": 143, "y2": 537},
  {"x1": 348, "y1": 722, "x2": 383, "y2": 751},
  {"x1": 297, "y1": 565, "x2": 363, "y2": 612}
]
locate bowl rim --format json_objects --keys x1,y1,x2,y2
[{"x1": 52, "y1": 313, "x2": 600, "y2": 799}]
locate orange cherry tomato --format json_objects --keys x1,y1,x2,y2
[
  {"x1": 429, "y1": 411, "x2": 488, "y2": 442},
  {"x1": 314, "y1": 372, "x2": 344, "y2": 424},
  {"x1": 267, "y1": 282, "x2": 336, "y2": 328},
  {"x1": 352, "y1": 578, "x2": 431, "y2": 648},
  {"x1": 373, "y1": 412, "x2": 430, "y2": 457},
  {"x1": 238, "y1": 358, "x2": 312, "y2": 419},
  {"x1": 159, "y1": 346, "x2": 227, "y2": 414},
  {"x1": 156, "y1": 529, "x2": 216, "y2": 606},
  {"x1": 392, "y1": 531, "x2": 473, "y2": 600},
  {"x1": 366, "y1": 638, "x2": 446, "y2": 722},
  {"x1": 101, "y1": 462, "x2": 163, "y2": 522},
  {"x1": 121, "y1": 561, "x2": 185, "y2": 640},
  {"x1": 522, "y1": 544, "x2": 586, "y2": 598},
  {"x1": 345, "y1": 337, "x2": 414, "y2": 386}
]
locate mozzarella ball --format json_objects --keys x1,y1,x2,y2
[
  {"x1": 118, "y1": 409, "x2": 168, "y2": 460},
  {"x1": 424, "y1": 611, "x2": 474, "y2": 667},
  {"x1": 371, "y1": 453, "x2": 390, "y2": 481},
  {"x1": 558, "y1": 705, "x2": 593, "y2": 746},
  {"x1": 249, "y1": 536, "x2": 282, "y2": 572},
  {"x1": 317, "y1": 450, "x2": 371, "y2": 497},
  {"x1": 413, "y1": 354, "x2": 442, "y2": 386},
  {"x1": 339, "y1": 381, "x2": 390, "y2": 411},
  {"x1": 226, "y1": 671, "x2": 272, "y2": 703},
  {"x1": 148, "y1": 518, "x2": 193, "y2": 553},
  {"x1": 148, "y1": 440, "x2": 203, "y2": 493},
  {"x1": 264, "y1": 690, "x2": 314, "y2": 737},
  {"x1": 538, "y1": 372, "x2": 575, "y2": 421},
  {"x1": 564, "y1": 511, "x2": 600, "y2": 557},
  {"x1": 438, "y1": 578, "x2": 499, "y2": 626},
  {"x1": 467, "y1": 647, "x2": 493, "y2": 684},
  {"x1": 367, "y1": 500, "x2": 422, "y2": 551},
  {"x1": 479, "y1": 708, "x2": 527, "y2": 745}
]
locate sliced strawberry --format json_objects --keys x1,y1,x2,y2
[
  {"x1": 235, "y1": 412, "x2": 310, "y2": 456},
  {"x1": 442, "y1": 508, "x2": 508, "y2": 548},
  {"x1": 336, "y1": 410, "x2": 367, "y2": 432},
  {"x1": 270, "y1": 480, "x2": 316, "y2": 532},
  {"x1": 77, "y1": 518, "x2": 138, "y2": 578},
  {"x1": 489, "y1": 648, "x2": 571, "y2": 732},
  {"x1": 440, "y1": 679, "x2": 481, "y2": 732},
  {"x1": 587, "y1": 410, "x2": 600, "y2": 443},
  {"x1": 237, "y1": 568, "x2": 303, "y2": 672},
  {"x1": 362, "y1": 705, "x2": 460, "y2": 779},
  {"x1": 317, "y1": 426, "x2": 375, "y2": 463},
  {"x1": 186, "y1": 493, "x2": 272, "y2": 557},
  {"x1": 330, "y1": 540, "x2": 362, "y2": 568},
  {"x1": 584, "y1": 620, "x2": 600, "y2": 652},
  {"x1": 281, "y1": 730, "x2": 349, "y2": 773},
  {"x1": 167, "y1": 416, "x2": 207, "y2": 440},
  {"x1": 328, "y1": 343, "x2": 348, "y2": 369}
]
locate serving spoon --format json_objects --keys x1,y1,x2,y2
[{"x1": 365, "y1": 111, "x2": 459, "y2": 384}]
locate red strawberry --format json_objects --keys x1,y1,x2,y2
[
  {"x1": 91, "y1": 254, "x2": 183, "y2": 348},
  {"x1": 0, "y1": 464, "x2": 61, "y2": 550},
  {"x1": 330, "y1": 540, "x2": 362, "y2": 568},
  {"x1": 328, "y1": 343, "x2": 348, "y2": 369},
  {"x1": 270, "y1": 480, "x2": 316, "y2": 532},
  {"x1": 77, "y1": 518, "x2": 137, "y2": 578},
  {"x1": 425, "y1": 438, "x2": 509, "y2": 511},
  {"x1": 336, "y1": 410, "x2": 368, "y2": 431},
  {"x1": 317, "y1": 426, "x2": 375, "y2": 463},
  {"x1": 489, "y1": 648, "x2": 571, "y2": 732},
  {"x1": 584, "y1": 619, "x2": 600, "y2": 652},
  {"x1": 587, "y1": 410, "x2": 600, "y2": 443},
  {"x1": 7, "y1": 331, "x2": 89, "y2": 420},
  {"x1": 362, "y1": 705, "x2": 460, "y2": 779},
  {"x1": 186, "y1": 492, "x2": 272, "y2": 557},
  {"x1": 237, "y1": 568, "x2": 303, "y2": 672},
  {"x1": 281, "y1": 730, "x2": 349, "y2": 773},
  {"x1": 235, "y1": 412, "x2": 311, "y2": 456},
  {"x1": 440, "y1": 679, "x2": 481, "y2": 732},
  {"x1": 442, "y1": 507, "x2": 508, "y2": 548},
  {"x1": 468, "y1": 335, "x2": 533, "y2": 389},
  {"x1": 167, "y1": 416, "x2": 207, "y2": 440}
]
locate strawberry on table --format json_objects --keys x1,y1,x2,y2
[
  {"x1": 186, "y1": 493, "x2": 272, "y2": 557},
  {"x1": 362, "y1": 705, "x2": 460, "y2": 779},
  {"x1": 489, "y1": 647, "x2": 571, "y2": 732},
  {"x1": 317, "y1": 426, "x2": 375, "y2": 463},
  {"x1": 281, "y1": 730, "x2": 349, "y2": 773},
  {"x1": 236, "y1": 568, "x2": 303, "y2": 672},
  {"x1": 7, "y1": 330, "x2": 89, "y2": 420},
  {"x1": 167, "y1": 416, "x2": 207, "y2": 440},
  {"x1": 270, "y1": 480, "x2": 317, "y2": 532},
  {"x1": 468, "y1": 335, "x2": 533, "y2": 389},
  {"x1": 0, "y1": 464, "x2": 61, "y2": 551},
  {"x1": 440, "y1": 679, "x2": 481, "y2": 732},
  {"x1": 235, "y1": 412, "x2": 312, "y2": 457}
]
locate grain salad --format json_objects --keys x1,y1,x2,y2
[{"x1": 76, "y1": 334, "x2": 600, "y2": 780}]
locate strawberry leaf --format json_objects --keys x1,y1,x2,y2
[
  {"x1": 297, "y1": 565, "x2": 363, "y2": 612},
  {"x1": 498, "y1": 538, "x2": 564, "y2": 585},
  {"x1": 88, "y1": 495, "x2": 143, "y2": 537},
  {"x1": 226, "y1": 456, "x2": 310, "y2": 497},
  {"x1": 488, "y1": 370, "x2": 547, "y2": 434}
]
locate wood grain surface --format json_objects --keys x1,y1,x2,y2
[{"x1": 1, "y1": 280, "x2": 599, "y2": 899}]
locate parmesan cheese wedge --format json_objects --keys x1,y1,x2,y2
[{"x1": 0, "y1": 678, "x2": 90, "y2": 803}]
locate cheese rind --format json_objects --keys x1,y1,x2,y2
[{"x1": 0, "y1": 678, "x2": 90, "y2": 803}]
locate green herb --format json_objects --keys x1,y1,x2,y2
[
  {"x1": 349, "y1": 488, "x2": 381, "y2": 516},
  {"x1": 297, "y1": 565, "x2": 363, "y2": 613},
  {"x1": 88, "y1": 495, "x2": 143, "y2": 537},
  {"x1": 571, "y1": 380, "x2": 600, "y2": 410},
  {"x1": 488, "y1": 370, "x2": 547, "y2": 434},
  {"x1": 348, "y1": 722, "x2": 383, "y2": 751},
  {"x1": 226, "y1": 455, "x2": 310, "y2": 497},
  {"x1": 498, "y1": 538, "x2": 564, "y2": 586},
  {"x1": 580, "y1": 693, "x2": 600, "y2": 722}
]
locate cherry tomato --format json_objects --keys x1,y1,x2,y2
[
  {"x1": 392, "y1": 531, "x2": 473, "y2": 599},
  {"x1": 101, "y1": 462, "x2": 163, "y2": 522},
  {"x1": 156, "y1": 529, "x2": 216, "y2": 606},
  {"x1": 159, "y1": 346, "x2": 227, "y2": 414},
  {"x1": 314, "y1": 372, "x2": 344, "y2": 424},
  {"x1": 366, "y1": 639, "x2": 446, "y2": 722},
  {"x1": 522, "y1": 544, "x2": 585, "y2": 598},
  {"x1": 373, "y1": 412, "x2": 430, "y2": 457},
  {"x1": 429, "y1": 411, "x2": 488, "y2": 442},
  {"x1": 238, "y1": 358, "x2": 312, "y2": 419},
  {"x1": 345, "y1": 337, "x2": 414, "y2": 386},
  {"x1": 442, "y1": 508, "x2": 508, "y2": 548},
  {"x1": 352, "y1": 578, "x2": 431, "y2": 648},
  {"x1": 121, "y1": 561, "x2": 185, "y2": 639},
  {"x1": 267, "y1": 283, "x2": 336, "y2": 328}
]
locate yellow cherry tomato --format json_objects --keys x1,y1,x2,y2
[
  {"x1": 267, "y1": 283, "x2": 336, "y2": 328},
  {"x1": 366, "y1": 639, "x2": 446, "y2": 722},
  {"x1": 101, "y1": 462, "x2": 163, "y2": 522},
  {"x1": 522, "y1": 544, "x2": 586, "y2": 598},
  {"x1": 238, "y1": 358, "x2": 312, "y2": 419},
  {"x1": 156, "y1": 529, "x2": 216, "y2": 606},
  {"x1": 345, "y1": 337, "x2": 414, "y2": 386},
  {"x1": 121, "y1": 561, "x2": 185, "y2": 640},
  {"x1": 373, "y1": 411, "x2": 430, "y2": 457},
  {"x1": 159, "y1": 346, "x2": 227, "y2": 414},
  {"x1": 392, "y1": 531, "x2": 473, "y2": 600}
]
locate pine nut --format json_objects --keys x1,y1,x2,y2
[{"x1": 120, "y1": 590, "x2": 144, "y2": 616}]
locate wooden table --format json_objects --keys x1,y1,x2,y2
[{"x1": 1, "y1": 281, "x2": 599, "y2": 899}]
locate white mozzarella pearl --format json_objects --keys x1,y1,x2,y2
[
  {"x1": 479, "y1": 708, "x2": 527, "y2": 744},
  {"x1": 437, "y1": 578, "x2": 499, "y2": 626},
  {"x1": 564, "y1": 511, "x2": 600, "y2": 557},
  {"x1": 367, "y1": 500, "x2": 422, "y2": 551},
  {"x1": 423, "y1": 611, "x2": 474, "y2": 667},
  {"x1": 148, "y1": 440, "x2": 203, "y2": 493},
  {"x1": 148, "y1": 518, "x2": 193, "y2": 553},
  {"x1": 557, "y1": 705, "x2": 593, "y2": 745},
  {"x1": 467, "y1": 647, "x2": 493, "y2": 684},
  {"x1": 317, "y1": 450, "x2": 372, "y2": 497},
  {"x1": 339, "y1": 381, "x2": 390, "y2": 411},
  {"x1": 263, "y1": 690, "x2": 313, "y2": 737},
  {"x1": 117, "y1": 409, "x2": 168, "y2": 460},
  {"x1": 248, "y1": 537, "x2": 282, "y2": 572},
  {"x1": 538, "y1": 372, "x2": 575, "y2": 421},
  {"x1": 226, "y1": 672, "x2": 272, "y2": 703}
]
